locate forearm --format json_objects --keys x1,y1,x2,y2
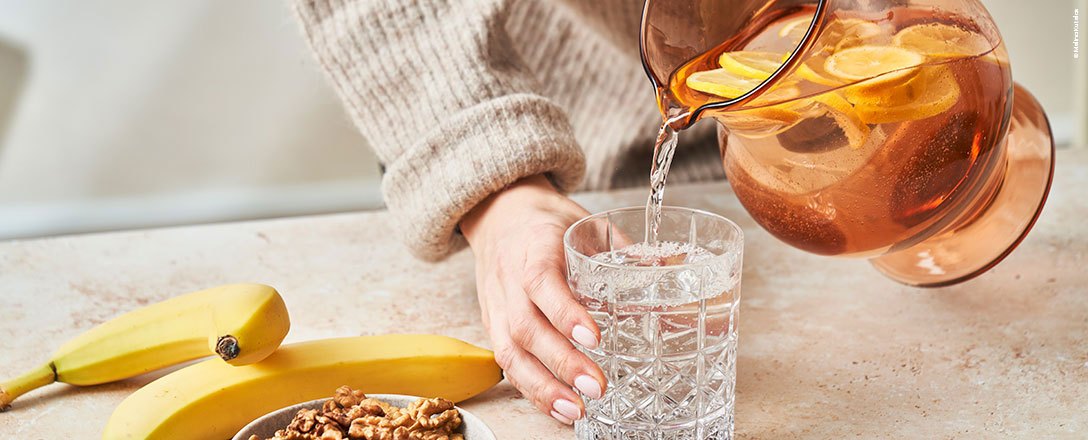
[{"x1": 292, "y1": 0, "x2": 587, "y2": 261}]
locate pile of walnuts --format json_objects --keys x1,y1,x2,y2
[{"x1": 249, "y1": 386, "x2": 464, "y2": 440}]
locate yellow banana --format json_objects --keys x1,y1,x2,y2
[
  {"x1": 0, "y1": 283, "x2": 290, "y2": 409},
  {"x1": 103, "y1": 334, "x2": 502, "y2": 440}
]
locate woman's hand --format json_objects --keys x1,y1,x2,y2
[{"x1": 460, "y1": 175, "x2": 607, "y2": 425}]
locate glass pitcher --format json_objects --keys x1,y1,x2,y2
[{"x1": 641, "y1": 0, "x2": 1055, "y2": 287}]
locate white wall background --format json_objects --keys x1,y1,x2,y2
[
  {"x1": 0, "y1": 0, "x2": 1082, "y2": 239},
  {"x1": 985, "y1": 0, "x2": 1085, "y2": 147},
  {"x1": 0, "y1": 0, "x2": 382, "y2": 239}
]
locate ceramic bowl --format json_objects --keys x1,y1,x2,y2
[{"x1": 232, "y1": 394, "x2": 495, "y2": 440}]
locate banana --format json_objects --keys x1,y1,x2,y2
[
  {"x1": 103, "y1": 334, "x2": 502, "y2": 440},
  {"x1": 0, "y1": 283, "x2": 290, "y2": 409}
]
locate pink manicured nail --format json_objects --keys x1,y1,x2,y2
[
  {"x1": 574, "y1": 375, "x2": 603, "y2": 399},
  {"x1": 572, "y1": 325, "x2": 599, "y2": 349},
  {"x1": 550, "y1": 410, "x2": 574, "y2": 425},
  {"x1": 553, "y1": 399, "x2": 581, "y2": 421}
]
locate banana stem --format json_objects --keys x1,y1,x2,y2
[
  {"x1": 0, "y1": 362, "x2": 56, "y2": 410},
  {"x1": 215, "y1": 335, "x2": 240, "y2": 361}
]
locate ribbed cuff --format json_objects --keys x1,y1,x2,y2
[{"x1": 381, "y1": 94, "x2": 586, "y2": 261}]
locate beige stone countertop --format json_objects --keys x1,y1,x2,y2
[{"x1": 2, "y1": 149, "x2": 1086, "y2": 439}]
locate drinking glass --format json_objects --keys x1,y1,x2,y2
[{"x1": 564, "y1": 206, "x2": 744, "y2": 440}]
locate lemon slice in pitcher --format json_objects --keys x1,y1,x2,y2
[
  {"x1": 893, "y1": 23, "x2": 992, "y2": 58},
  {"x1": 811, "y1": 92, "x2": 871, "y2": 149},
  {"x1": 795, "y1": 56, "x2": 845, "y2": 86},
  {"x1": 716, "y1": 107, "x2": 804, "y2": 135},
  {"x1": 719, "y1": 51, "x2": 788, "y2": 79},
  {"x1": 826, "y1": 47, "x2": 924, "y2": 114},
  {"x1": 853, "y1": 66, "x2": 960, "y2": 124},
  {"x1": 687, "y1": 67, "x2": 799, "y2": 102},
  {"x1": 687, "y1": 68, "x2": 764, "y2": 98},
  {"x1": 778, "y1": 15, "x2": 815, "y2": 43},
  {"x1": 687, "y1": 67, "x2": 802, "y2": 135},
  {"x1": 824, "y1": 45, "x2": 924, "y2": 83}
]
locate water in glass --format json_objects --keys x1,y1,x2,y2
[{"x1": 571, "y1": 240, "x2": 740, "y2": 440}]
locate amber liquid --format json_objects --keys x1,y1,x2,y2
[{"x1": 654, "y1": 9, "x2": 1012, "y2": 257}]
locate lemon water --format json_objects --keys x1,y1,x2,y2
[
  {"x1": 662, "y1": 11, "x2": 1010, "y2": 257},
  {"x1": 644, "y1": 122, "x2": 680, "y2": 244},
  {"x1": 572, "y1": 241, "x2": 740, "y2": 440}
]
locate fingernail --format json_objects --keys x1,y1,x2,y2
[
  {"x1": 574, "y1": 375, "x2": 603, "y2": 400},
  {"x1": 553, "y1": 399, "x2": 581, "y2": 421},
  {"x1": 550, "y1": 410, "x2": 574, "y2": 425},
  {"x1": 572, "y1": 325, "x2": 599, "y2": 349}
]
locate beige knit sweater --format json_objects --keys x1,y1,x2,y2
[{"x1": 292, "y1": 0, "x2": 723, "y2": 261}]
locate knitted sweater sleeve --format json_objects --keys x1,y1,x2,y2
[{"x1": 292, "y1": 0, "x2": 587, "y2": 261}]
